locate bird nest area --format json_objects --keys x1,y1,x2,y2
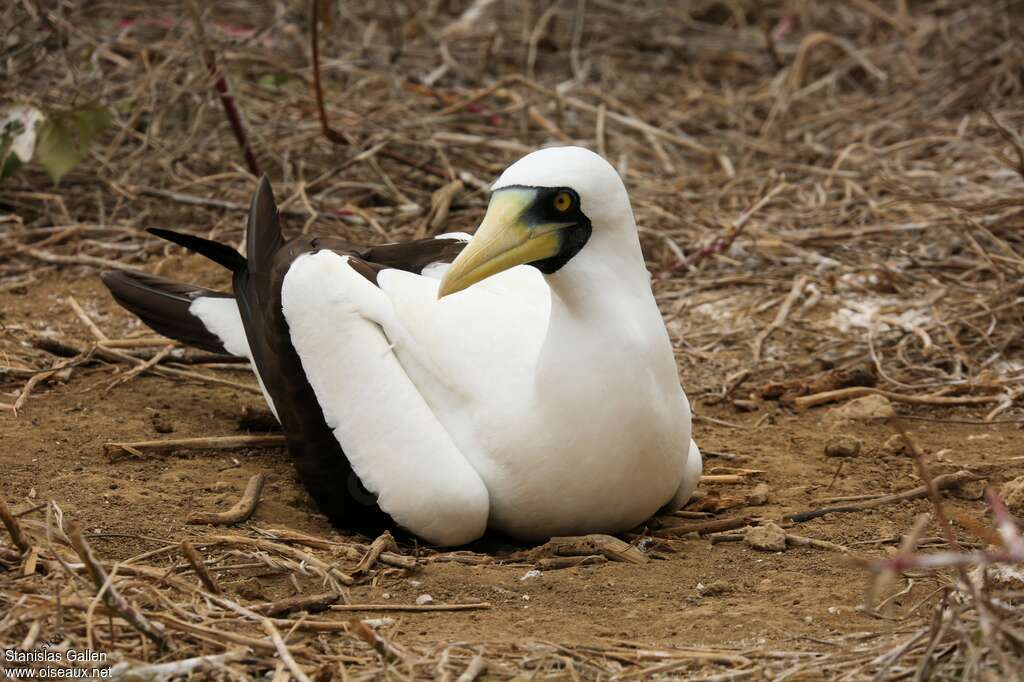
[{"x1": 3, "y1": 0, "x2": 1024, "y2": 679}]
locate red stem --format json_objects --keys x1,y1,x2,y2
[
  {"x1": 208, "y1": 61, "x2": 261, "y2": 176},
  {"x1": 312, "y1": 0, "x2": 346, "y2": 145},
  {"x1": 187, "y1": 0, "x2": 261, "y2": 177},
  {"x1": 309, "y1": 0, "x2": 448, "y2": 180}
]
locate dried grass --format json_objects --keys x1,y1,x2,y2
[{"x1": 3, "y1": 0, "x2": 1024, "y2": 678}]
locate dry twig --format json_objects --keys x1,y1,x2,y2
[
  {"x1": 104, "y1": 435, "x2": 285, "y2": 459},
  {"x1": 0, "y1": 496, "x2": 31, "y2": 553},
  {"x1": 66, "y1": 521, "x2": 172, "y2": 650},
  {"x1": 786, "y1": 470, "x2": 978, "y2": 522},
  {"x1": 180, "y1": 540, "x2": 222, "y2": 594},
  {"x1": 186, "y1": 473, "x2": 266, "y2": 526}
]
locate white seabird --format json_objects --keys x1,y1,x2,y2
[{"x1": 102, "y1": 146, "x2": 702, "y2": 546}]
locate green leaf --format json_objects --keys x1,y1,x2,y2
[
  {"x1": 0, "y1": 149, "x2": 22, "y2": 182},
  {"x1": 258, "y1": 73, "x2": 287, "y2": 91},
  {"x1": 35, "y1": 106, "x2": 111, "y2": 184},
  {"x1": 1, "y1": 125, "x2": 21, "y2": 183},
  {"x1": 0, "y1": 133, "x2": 13, "y2": 182},
  {"x1": 35, "y1": 118, "x2": 77, "y2": 183}
]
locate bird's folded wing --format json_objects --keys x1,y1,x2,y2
[
  {"x1": 101, "y1": 270, "x2": 238, "y2": 355},
  {"x1": 280, "y1": 249, "x2": 490, "y2": 546}
]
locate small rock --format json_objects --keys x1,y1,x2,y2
[
  {"x1": 732, "y1": 399, "x2": 760, "y2": 412},
  {"x1": 150, "y1": 412, "x2": 174, "y2": 434},
  {"x1": 744, "y1": 522, "x2": 787, "y2": 552},
  {"x1": 970, "y1": 563, "x2": 1024, "y2": 587},
  {"x1": 234, "y1": 577, "x2": 265, "y2": 601},
  {"x1": 520, "y1": 569, "x2": 543, "y2": 581},
  {"x1": 881, "y1": 433, "x2": 908, "y2": 456},
  {"x1": 696, "y1": 580, "x2": 732, "y2": 596},
  {"x1": 746, "y1": 483, "x2": 771, "y2": 506},
  {"x1": 362, "y1": 617, "x2": 395, "y2": 628},
  {"x1": 824, "y1": 435, "x2": 862, "y2": 458},
  {"x1": 824, "y1": 394, "x2": 894, "y2": 424},
  {"x1": 286, "y1": 493, "x2": 312, "y2": 508},
  {"x1": 951, "y1": 478, "x2": 986, "y2": 501},
  {"x1": 415, "y1": 594, "x2": 433, "y2": 605},
  {"x1": 1001, "y1": 475, "x2": 1024, "y2": 515},
  {"x1": 238, "y1": 406, "x2": 280, "y2": 433}
]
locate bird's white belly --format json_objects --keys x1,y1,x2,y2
[
  {"x1": 436, "y1": 378, "x2": 689, "y2": 542},
  {"x1": 375, "y1": 262, "x2": 691, "y2": 542}
]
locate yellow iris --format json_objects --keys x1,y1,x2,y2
[{"x1": 553, "y1": 191, "x2": 572, "y2": 212}]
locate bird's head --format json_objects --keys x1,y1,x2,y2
[{"x1": 437, "y1": 146, "x2": 632, "y2": 298}]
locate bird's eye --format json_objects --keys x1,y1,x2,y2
[{"x1": 553, "y1": 191, "x2": 573, "y2": 212}]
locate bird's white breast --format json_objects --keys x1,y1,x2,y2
[
  {"x1": 475, "y1": 321, "x2": 689, "y2": 541},
  {"x1": 385, "y1": 273, "x2": 690, "y2": 541}
]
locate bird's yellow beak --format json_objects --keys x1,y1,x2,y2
[{"x1": 437, "y1": 188, "x2": 566, "y2": 298}]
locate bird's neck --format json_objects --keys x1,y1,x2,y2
[{"x1": 535, "y1": 228, "x2": 665, "y2": 386}]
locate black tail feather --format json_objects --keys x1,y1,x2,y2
[
  {"x1": 235, "y1": 176, "x2": 393, "y2": 534},
  {"x1": 111, "y1": 177, "x2": 395, "y2": 536},
  {"x1": 101, "y1": 270, "x2": 234, "y2": 355},
  {"x1": 148, "y1": 228, "x2": 247, "y2": 273},
  {"x1": 245, "y1": 175, "x2": 284, "y2": 302}
]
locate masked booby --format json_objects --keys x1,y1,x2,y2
[{"x1": 102, "y1": 146, "x2": 702, "y2": 546}]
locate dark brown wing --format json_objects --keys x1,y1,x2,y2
[
  {"x1": 269, "y1": 234, "x2": 468, "y2": 285},
  {"x1": 101, "y1": 269, "x2": 234, "y2": 354},
  {"x1": 105, "y1": 177, "x2": 469, "y2": 537},
  {"x1": 359, "y1": 237, "x2": 468, "y2": 278},
  {"x1": 239, "y1": 182, "x2": 468, "y2": 535}
]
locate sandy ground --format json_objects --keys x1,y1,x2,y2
[
  {"x1": 3, "y1": 1, "x2": 1023, "y2": 677},
  {"x1": 3, "y1": 268, "x2": 1019, "y2": 657}
]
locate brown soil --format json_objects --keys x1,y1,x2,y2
[
  {"x1": 3, "y1": 269, "x2": 1021, "y2": 666},
  {"x1": 3, "y1": 1, "x2": 1023, "y2": 678}
]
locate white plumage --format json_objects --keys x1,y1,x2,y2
[
  {"x1": 106, "y1": 145, "x2": 702, "y2": 546},
  {"x1": 280, "y1": 146, "x2": 701, "y2": 544}
]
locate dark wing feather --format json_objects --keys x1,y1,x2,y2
[
  {"x1": 245, "y1": 175, "x2": 285, "y2": 302},
  {"x1": 100, "y1": 269, "x2": 233, "y2": 354},
  {"x1": 241, "y1": 201, "x2": 469, "y2": 534},
  {"x1": 106, "y1": 178, "x2": 470, "y2": 537},
  {"x1": 360, "y1": 237, "x2": 467, "y2": 277},
  {"x1": 147, "y1": 228, "x2": 247, "y2": 272},
  {"x1": 236, "y1": 181, "x2": 395, "y2": 533},
  {"x1": 281, "y1": 234, "x2": 468, "y2": 285}
]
